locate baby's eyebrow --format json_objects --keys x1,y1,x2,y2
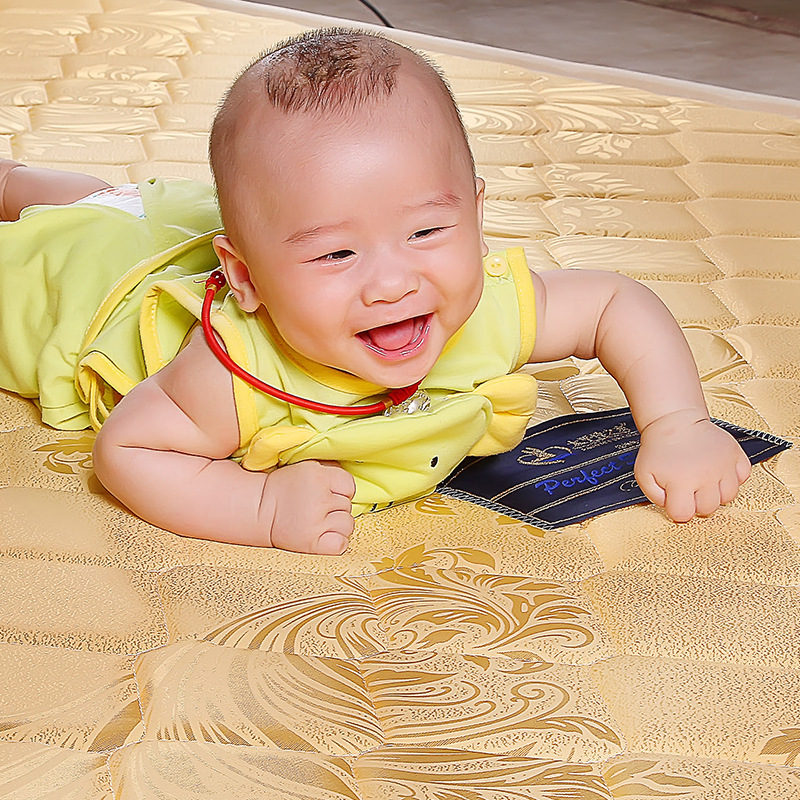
[
  {"x1": 403, "y1": 191, "x2": 463, "y2": 212},
  {"x1": 284, "y1": 223, "x2": 345, "y2": 247}
]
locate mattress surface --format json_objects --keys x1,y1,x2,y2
[{"x1": 1, "y1": 1, "x2": 799, "y2": 797}]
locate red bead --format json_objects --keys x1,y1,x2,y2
[{"x1": 206, "y1": 270, "x2": 227, "y2": 291}]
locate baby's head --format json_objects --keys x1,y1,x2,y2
[{"x1": 209, "y1": 29, "x2": 488, "y2": 389}]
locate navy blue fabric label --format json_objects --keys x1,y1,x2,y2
[{"x1": 440, "y1": 407, "x2": 792, "y2": 529}]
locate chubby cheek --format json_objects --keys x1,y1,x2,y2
[{"x1": 270, "y1": 279, "x2": 351, "y2": 349}]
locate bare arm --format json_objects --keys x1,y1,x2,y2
[
  {"x1": 93, "y1": 329, "x2": 354, "y2": 553},
  {"x1": 529, "y1": 269, "x2": 750, "y2": 521}
]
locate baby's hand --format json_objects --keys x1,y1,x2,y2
[
  {"x1": 264, "y1": 460, "x2": 356, "y2": 555},
  {"x1": 634, "y1": 411, "x2": 751, "y2": 522}
]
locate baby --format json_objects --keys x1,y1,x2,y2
[{"x1": 0, "y1": 29, "x2": 750, "y2": 555}]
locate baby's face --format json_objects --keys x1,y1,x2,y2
[{"x1": 219, "y1": 72, "x2": 486, "y2": 389}]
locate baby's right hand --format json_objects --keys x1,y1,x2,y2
[{"x1": 265, "y1": 460, "x2": 356, "y2": 555}]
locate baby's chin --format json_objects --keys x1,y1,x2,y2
[
  {"x1": 336, "y1": 348, "x2": 437, "y2": 391},
  {"x1": 351, "y1": 361, "x2": 432, "y2": 391}
]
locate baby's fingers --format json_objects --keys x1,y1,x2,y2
[
  {"x1": 736, "y1": 452, "x2": 752, "y2": 484},
  {"x1": 692, "y1": 483, "x2": 722, "y2": 518},
  {"x1": 662, "y1": 489, "x2": 697, "y2": 523},
  {"x1": 635, "y1": 469, "x2": 666, "y2": 508},
  {"x1": 314, "y1": 509, "x2": 355, "y2": 555},
  {"x1": 316, "y1": 532, "x2": 349, "y2": 555},
  {"x1": 718, "y1": 468, "x2": 743, "y2": 506},
  {"x1": 318, "y1": 460, "x2": 356, "y2": 499}
]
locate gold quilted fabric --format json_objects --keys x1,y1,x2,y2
[{"x1": 1, "y1": 1, "x2": 799, "y2": 797}]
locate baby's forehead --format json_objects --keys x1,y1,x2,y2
[{"x1": 239, "y1": 99, "x2": 461, "y2": 196}]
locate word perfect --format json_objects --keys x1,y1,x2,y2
[{"x1": 535, "y1": 451, "x2": 636, "y2": 495}]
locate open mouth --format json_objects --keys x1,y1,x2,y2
[{"x1": 357, "y1": 314, "x2": 431, "y2": 359}]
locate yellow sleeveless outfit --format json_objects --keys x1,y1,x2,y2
[{"x1": 0, "y1": 179, "x2": 538, "y2": 515}]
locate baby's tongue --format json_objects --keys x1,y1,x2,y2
[{"x1": 365, "y1": 318, "x2": 416, "y2": 351}]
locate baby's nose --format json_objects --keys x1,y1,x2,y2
[{"x1": 361, "y1": 257, "x2": 419, "y2": 305}]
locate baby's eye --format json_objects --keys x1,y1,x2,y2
[
  {"x1": 409, "y1": 227, "x2": 443, "y2": 240},
  {"x1": 316, "y1": 249, "x2": 355, "y2": 262}
]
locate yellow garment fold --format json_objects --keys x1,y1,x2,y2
[
  {"x1": 242, "y1": 425, "x2": 317, "y2": 471},
  {"x1": 467, "y1": 372, "x2": 539, "y2": 456}
]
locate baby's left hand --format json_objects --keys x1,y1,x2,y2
[{"x1": 634, "y1": 410, "x2": 751, "y2": 522}]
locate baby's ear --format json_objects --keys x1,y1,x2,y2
[
  {"x1": 475, "y1": 177, "x2": 489, "y2": 257},
  {"x1": 212, "y1": 234, "x2": 261, "y2": 312}
]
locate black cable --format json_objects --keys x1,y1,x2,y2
[{"x1": 356, "y1": 0, "x2": 393, "y2": 27}]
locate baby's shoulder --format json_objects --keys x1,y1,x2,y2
[{"x1": 149, "y1": 327, "x2": 239, "y2": 442}]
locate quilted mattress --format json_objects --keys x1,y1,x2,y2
[{"x1": 0, "y1": 0, "x2": 799, "y2": 797}]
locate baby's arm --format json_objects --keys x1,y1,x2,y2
[
  {"x1": 528, "y1": 269, "x2": 750, "y2": 521},
  {"x1": 92, "y1": 329, "x2": 355, "y2": 553}
]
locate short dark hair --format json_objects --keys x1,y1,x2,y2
[{"x1": 254, "y1": 28, "x2": 402, "y2": 114}]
